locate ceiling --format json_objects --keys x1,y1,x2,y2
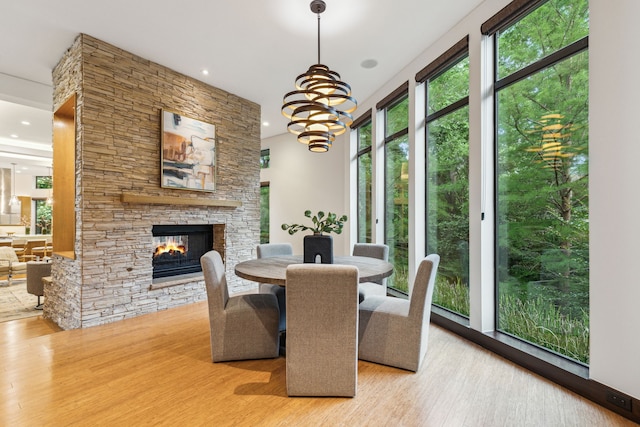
[{"x1": 0, "y1": 0, "x2": 484, "y2": 174}]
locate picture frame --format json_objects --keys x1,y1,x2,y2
[{"x1": 161, "y1": 109, "x2": 216, "y2": 191}]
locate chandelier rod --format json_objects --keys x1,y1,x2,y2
[
  {"x1": 311, "y1": 0, "x2": 326, "y2": 64},
  {"x1": 317, "y1": 10, "x2": 321, "y2": 64}
]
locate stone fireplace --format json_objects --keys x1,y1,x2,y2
[
  {"x1": 152, "y1": 224, "x2": 213, "y2": 278},
  {"x1": 47, "y1": 34, "x2": 260, "y2": 330},
  {"x1": 151, "y1": 224, "x2": 225, "y2": 279}
]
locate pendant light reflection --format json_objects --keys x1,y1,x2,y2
[
  {"x1": 46, "y1": 167, "x2": 53, "y2": 205},
  {"x1": 281, "y1": 0, "x2": 357, "y2": 152},
  {"x1": 9, "y1": 163, "x2": 19, "y2": 207}
]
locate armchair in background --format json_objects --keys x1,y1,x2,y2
[
  {"x1": 0, "y1": 246, "x2": 27, "y2": 284},
  {"x1": 26, "y1": 260, "x2": 52, "y2": 309}
]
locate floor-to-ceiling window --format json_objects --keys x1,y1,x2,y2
[
  {"x1": 490, "y1": 0, "x2": 589, "y2": 363},
  {"x1": 417, "y1": 38, "x2": 470, "y2": 317},
  {"x1": 353, "y1": 113, "x2": 373, "y2": 243},
  {"x1": 260, "y1": 149, "x2": 270, "y2": 244},
  {"x1": 380, "y1": 85, "x2": 409, "y2": 292},
  {"x1": 260, "y1": 182, "x2": 270, "y2": 244}
]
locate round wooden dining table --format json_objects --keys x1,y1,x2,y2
[{"x1": 234, "y1": 255, "x2": 393, "y2": 286}]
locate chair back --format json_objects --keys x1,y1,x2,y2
[
  {"x1": 286, "y1": 263, "x2": 359, "y2": 396},
  {"x1": 23, "y1": 240, "x2": 46, "y2": 258},
  {"x1": 353, "y1": 243, "x2": 388, "y2": 260},
  {"x1": 353, "y1": 243, "x2": 389, "y2": 285},
  {"x1": 11, "y1": 239, "x2": 26, "y2": 247},
  {"x1": 408, "y1": 254, "x2": 440, "y2": 324},
  {"x1": 0, "y1": 246, "x2": 19, "y2": 263},
  {"x1": 27, "y1": 261, "x2": 52, "y2": 296},
  {"x1": 257, "y1": 243, "x2": 293, "y2": 259},
  {"x1": 200, "y1": 251, "x2": 229, "y2": 315}
]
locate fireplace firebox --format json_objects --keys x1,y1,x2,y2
[{"x1": 152, "y1": 224, "x2": 213, "y2": 278}]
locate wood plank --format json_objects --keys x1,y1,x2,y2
[
  {"x1": 121, "y1": 193, "x2": 242, "y2": 208},
  {"x1": 52, "y1": 94, "x2": 76, "y2": 257},
  {"x1": 0, "y1": 302, "x2": 635, "y2": 426}
]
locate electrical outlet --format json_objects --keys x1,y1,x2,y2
[{"x1": 606, "y1": 391, "x2": 632, "y2": 412}]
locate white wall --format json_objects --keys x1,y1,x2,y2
[
  {"x1": 264, "y1": 0, "x2": 640, "y2": 401},
  {"x1": 0, "y1": 72, "x2": 51, "y2": 110},
  {"x1": 589, "y1": 0, "x2": 640, "y2": 399},
  {"x1": 0, "y1": 169, "x2": 50, "y2": 226},
  {"x1": 260, "y1": 133, "x2": 349, "y2": 257}
]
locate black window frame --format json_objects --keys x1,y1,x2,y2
[
  {"x1": 416, "y1": 36, "x2": 470, "y2": 320},
  {"x1": 352, "y1": 109, "x2": 373, "y2": 243}
]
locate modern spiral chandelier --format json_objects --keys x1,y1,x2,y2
[{"x1": 281, "y1": 0, "x2": 357, "y2": 153}]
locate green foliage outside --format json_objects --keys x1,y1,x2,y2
[
  {"x1": 390, "y1": 0, "x2": 590, "y2": 364},
  {"x1": 260, "y1": 185, "x2": 269, "y2": 244},
  {"x1": 384, "y1": 97, "x2": 410, "y2": 292},
  {"x1": 35, "y1": 175, "x2": 52, "y2": 189},
  {"x1": 433, "y1": 278, "x2": 589, "y2": 364},
  {"x1": 357, "y1": 122, "x2": 373, "y2": 243},
  {"x1": 496, "y1": 0, "x2": 589, "y2": 363},
  {"x1": 260, "y1": 149, "x2": 270, "y2": 169},
  {"x1": 433, "y1": 276, "x2": 470, "y2": 317},
  {"x1": 35, "y1": 200, "x2": 52, "y2": 235},
  {"x1": 427, "y1": 56, "x2": 470, "y2": 311}
]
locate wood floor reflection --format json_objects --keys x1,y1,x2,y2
[{"x1": 0, "y1": 302, "x2": 633, "y2": 426}]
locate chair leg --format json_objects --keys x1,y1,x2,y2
[{"x1": 35, "y1": 296, "x2": 43, "y2": 310}]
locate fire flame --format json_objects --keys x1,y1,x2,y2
[{"x1": 154, "y1": 237, "x2": 187, "y2": 257}]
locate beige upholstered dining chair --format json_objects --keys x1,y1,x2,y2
[
  {"x1": 200, "y1": 250, "x2": 280, "y2": 362},
  {"x1": 353, "y1": 243, "x2": 389, "y2": 302},
  {"x1": 257, "y1": 243, "x2": 292, "y2": 332},
  {"x1": 358, "y1": 254, "x2": 440, "y2": 372},
  {"x1": 285, "y1": 264, "x2": 359, "y2": 397}
]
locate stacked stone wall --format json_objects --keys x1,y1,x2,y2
[{"x1": 48, "y1": 34, "x2": 260, "y2": 329}]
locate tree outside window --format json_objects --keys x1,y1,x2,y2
[
  {"x1": 384, "y1": 96, "x2": 409, "y2": 292},
  {"x1": 495, "y1": 0, "x2": 589, "y2": 364},
  {"x1": 425, "y1": 55, "x2": 470, "y2": 317}
]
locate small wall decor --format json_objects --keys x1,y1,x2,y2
[{"x1": 161, "y1": 109, "x2": 216, "y2": 191}]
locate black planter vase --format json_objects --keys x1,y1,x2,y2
[{"x1": 303, "y1": 234, "x2": 333, "y2": 264}]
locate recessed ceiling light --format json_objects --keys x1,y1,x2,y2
[
  {"x1": 360, "y1": 59, "x2": 378, "y2": 69},
  {"x1": 202, "y1": 69, "x2": 209, "y2": 75},
  {"x1": 21, "y1": 120, "x2": 31, "y2": 125},
  {"x1": 10, "y1": 134, "x2": 18, "y2": 138},
  {"x1": 262, "y1": 121, "x2": 270, "y2": 127}
]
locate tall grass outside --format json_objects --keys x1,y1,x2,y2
[{"x1": 432, "y1": 279, "x2": 589, "y2": 364}]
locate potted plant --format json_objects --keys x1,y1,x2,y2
[
  {"x1": 281, "y1": 210, "x2": 348, "y2": 264},
  {"x1": 21, "y1": 215, "x2": 31, "y2": 235}
]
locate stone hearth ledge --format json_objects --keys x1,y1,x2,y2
[{"x1": 150, "y1": 272, "x2": 205, "y2": 290}]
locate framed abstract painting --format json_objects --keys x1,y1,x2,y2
[{"x1": 161, "y1": 109, "x2": 216, "y2": 191}]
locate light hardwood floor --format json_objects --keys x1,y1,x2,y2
[{"x1": 0, "y1": 302, "x2": 634, "y2": 426}]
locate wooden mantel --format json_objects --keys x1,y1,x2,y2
[{"x1": 121, "y1": 193, "x2": 242, "y2": 208}]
